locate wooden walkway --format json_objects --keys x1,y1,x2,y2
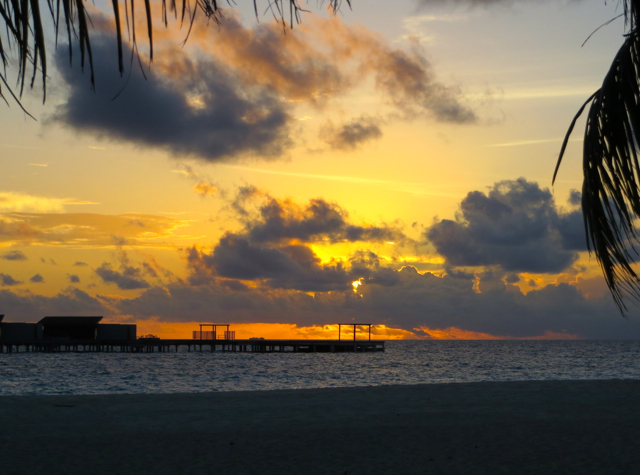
[{"x1": 0, "y1": 338, "x2": 385, "y2": 353}]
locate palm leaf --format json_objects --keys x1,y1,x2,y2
[{"x1": 555, "y1": 0, "x2": 640, "y2": 312}]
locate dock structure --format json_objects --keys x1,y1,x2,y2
[
  {"x1": 0, "y1": 338, "x2": 385, "y2": 353},
  {"x1": 0, "y1": 317, "x2": 385, "y2": 353}
]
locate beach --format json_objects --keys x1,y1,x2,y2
[{"x1": 1, "y1": 379, "x2": 640, "y2": 474}]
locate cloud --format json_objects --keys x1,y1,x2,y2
[
  {"x1": 0, "y1": 218, "x2": 41, "y2": 242},
  {"x1": 568, "y1": 189, "x2": 582, "y2": 207},
  {"x1": 0, "y1": 274, "x2": 21, "y2": 286},
  {"x1": 207, "y1": 15, "x2": 477, "y2": 124},
  {"x1": 193, "y1": 182, "x2": 217, "y2": 197},
  {"x1": 73, "y1": 261, "x2": 88, "y2": 266},
  {"x1": 0, "y1": 192, "x2": 97, "y2": 213},
  {"x1": 68, "y1": 274, "x2": 80, "y2": 283},
  {"x1": 29, "y1": 274, "x2": 44, "y2": 283},
  {"x1": 184, "y1": 192, "x2": 411, "y2": 291},
  {"x1": 0, "y1": 212, "x2": 187, "y2": 247},
  {"x1": 241, "y1": 196, "x2": 406, "y2": 245},
  {"x1": 369, "y1": 38, "x2": 476, "y2": 123},
  {"x1": 0, "y1": 192, "x2": 66, "y2": 213},
  {"x1": 207, "y1": 235, "x2": 354, "y2": 292},
  {"x1": 426, "y1": 178, "x2": 584, "y2": 273},
  {"x1": 106, "y1": 265, "x2": 640, "y2": 339},
  {"x1": 172, "y1": 164, "x2": 219, "y2": 197},
  {"x1": 0, "y1": 249, "x2": 637, "y2": 339},
  {"x1": 0, "y1": 288, "x2": 109, "y2": 321},
  {"x1": 557, "y1": 209, "x2": 587, "y2": 252},
  {"x1": 52, "y1": 33, "x2": 292, "y2": 162},
  {"x1": 1, "y1": 250, "x2": 27, "y2": 261},
  {"x1": 198, "y1": 14, "x2": 345, "y2": 106},
  {"x1": 320, "y1": 116, "x2": 384, "y2": 150},
  {"x1": 95, "y1": 263, "x2": 150, "y2": 290},
  {"x1": 50, "y1": 12, "x2": 476, "y2": 163}
]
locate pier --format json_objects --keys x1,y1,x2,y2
[
  {"x1": 0, "y1": 338, "x2": 385, "y2": 353},
  {"x1": 0, "y1": 317, "x2": 385, "y2": 353}
]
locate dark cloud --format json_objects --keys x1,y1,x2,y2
[
  {"x1": 220, "y1": 279, "x2": 250, "y2": 292},
  {"x1": 427, "y1": 178, "x2": 583, "y2": 273},
  {"x1": 110, "y1": 236, "x2": 129, "y2": 247},
  {"x1": 1, "y1": 250, "x2": 27, "y2": 261},
  {"x1": 1, "y1": 261, "x2": 638, "y2": 339},
  {"x1": 95, "y1": 263, "x2": 150, "y2": 290},
  {"x1": 0, "y1": 274, "x2": 21, "y2": 286},
  {"x1": 108, "y1": 266, "x2": 640, "y2": 339},
  {"x1": 29, "y1": 274, "x2": 44, "y2": 283},
  {"x1": 557, "y1": 210, "x2": 588, "y2": 251},
  {"x1": 445, "y1": 267, "x2": 475, "y2": 280},
  {"x1": 321, "y1": 116, "x2": 383, "y2": 150},
  {"x1": 0, "y1": 288, "x2": 108, "y2": 321},
  {"x1": 48, "y1": 13, "x2": 476, "y2": 164},
  {"x1": 142, "y1": 262, "x2": 158, "y2": 279},
  {"x1": 557, "y1": 190, "x2": 588, "y2": 253},
  {"x1": 68, "y1": 274, "x2": 80, "y2": 283},
  {"x1": 229, "y1": 185, "x2": 266, "y2": 218},
  {"x1": 190, "y1": 195, "x2": 410, "y2": 291},
  {"x1": 52, "y1": 34, "x2": 292, "y2": 162},
  {"x1": 207, "y1": 235, "x2": 354, "y2": 292},
  {"x1": 375, "y1": 44, "x2": 476, "y2": 123},
  {"x1": 244, "y1": 197, "x2": 406, "y2": 245},
  {"x1": 504, "y1": 273, "x2": 520, "y2": 284},
  {"x1": 73, "y1": 261, "x2": 88, "y2": 266},
  {"x1": 568, "y1": 189, "x2": 582, "y2": 207}
]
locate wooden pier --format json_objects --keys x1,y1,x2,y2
[{"x1": 0, "y1": 338, "x2": 385, "y2": 354}]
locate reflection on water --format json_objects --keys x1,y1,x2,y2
[{"x1": 2, "y1": 340, "x2": 640, "y2": 395}]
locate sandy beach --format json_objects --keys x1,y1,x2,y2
[{"x1": 2, "y1": 380, "x2": 640, "y2": 474}]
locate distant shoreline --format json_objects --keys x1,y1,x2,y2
[{"x1": 2, "y1": 380, "x2": 640, "y2": 474}]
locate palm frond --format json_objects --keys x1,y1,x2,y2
[
  {"x1": 0, "y1": 0, "x2": 349, "y2": 113},
  {"x1": 555, "y1": 0, "x2": 640, "y2": 312}
]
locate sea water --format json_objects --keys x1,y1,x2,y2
[{"x1": 2, "y1": 340, "x2": 640, "y2": 396}]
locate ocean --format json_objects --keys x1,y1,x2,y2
[{"x1": 2, "y1": 340, "x2": 640, "y2": 396}]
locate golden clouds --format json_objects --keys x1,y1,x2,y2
[
  {"x1": 193, "y1": 182, "x2": 217, "y2": 197},
  {"x1": 195, "y1": 14, "x2": 476, "y2": 123},
  {"x1": 0, "y1": 192, "x2": 86, "y2": 213},
  {"x1": 172, "y1": 165, "x2": 218, "y2": 197},
  {"x1": 0, "y1": 213, "x2": 190, "y2": 248},
  {"x1": 417, "y1": 326, "x2": 581, "y2": 340}
]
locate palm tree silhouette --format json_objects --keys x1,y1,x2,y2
[{"x1": 555, "y1": 0, "x2": 640, "y2": 312}]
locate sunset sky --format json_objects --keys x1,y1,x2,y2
[{"x1": 2, "y1": 0, "x2": 640, "y2": 339}]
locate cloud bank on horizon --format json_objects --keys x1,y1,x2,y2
[{"x1": 1, "y1": 178, "x2": 638, "y2": 339}]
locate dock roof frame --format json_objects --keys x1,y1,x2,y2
[
  {"x1": 337, "y1": 323, "x2": 373, "y2": 341},
  {"x1": 197, "y1": 323, "x2": 230, "y2": 340}
]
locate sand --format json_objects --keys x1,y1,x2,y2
[{"x1": 2, "y1": 380, "x2": 640, "y2": 474}]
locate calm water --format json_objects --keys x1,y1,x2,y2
[{"x1": 2, "y1": 340, "x2": 640, "y2": 396}]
